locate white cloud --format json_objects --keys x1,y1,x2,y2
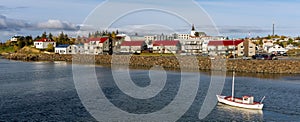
[{"x1": 37, "y1": 19, "x2": 79, "y2": 30}]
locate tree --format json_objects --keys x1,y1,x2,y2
[
  {"x1": 41, "y1": 31, "x2": 47, "y2": 39},
  {"x1": 46, "y1": 44, "x2": 54, "y2": 52},
  {"x1": 88, "y1": 33, "x2": 92, "y2": 38},
  {"x1": 48, "y1": 33, "x2": 53, "y2": 40},
  {"x1": 25, "y1": 36, "x2": 33, "y2": 46},
  {"x1": 17, "y1": 39, "x2": 25, "y2": 49},
  {"x1": 194, "y1": 32, "x2": 200, "y2": 37},
  {"x1": 111, "y1": 31, "x2": 116, "y2": 39},
  {"x1": 288, "y1": 38, "x2": 294, "y2": 44},
  {"x1": 34, "y1": 36, "x2": 41, "y2": 41}
]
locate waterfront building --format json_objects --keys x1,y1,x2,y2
[
  {"x1": 84, "y1": 37, "x2": 109, "y2": 55},
  {"x1": 68, "y1": 44, "x2": 84, "y2": 54},
  {"x1": 120, "y1": 41, "x2": 146, "y2": 54},
  {"x1": 237, "y1": 40, "x2": 256, "y2": 57},
  {"x1": 262, "y1": 39, "x2": 274, "y2": 52},
  {"x1": 152, "y1": 40, "x2": 181, "y2": 54},
  {"x1": 268, "y1": 44, "x2": 287, "y2": 54},
  {"x1": 10, "y1": 35, "x2": 23, "y2": 42},
  {"x1": 207, "y1": 40, "x2": 244, "y2": 56},
  {"x1": 34, "y1": 38, "x2": 56, "y2": 49},
  {"x1": 55, "y1": 44, "x2": 84, "y2": 54},
  {"x1": 55, "y1": 45, "x2": 69, "y2": 54}
]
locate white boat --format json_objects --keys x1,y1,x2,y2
[{"x1": 216, "y1": 72, "x2": 265, "y2": 110}]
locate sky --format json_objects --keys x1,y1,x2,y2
[{"x1": 1, "y1": 0, "x2": 300, "y2": 42}]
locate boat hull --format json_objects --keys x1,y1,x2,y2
[{"x1": 216, "y1": 95, "x2": 263, "y2": 110}]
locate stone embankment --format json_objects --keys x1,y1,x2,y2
[{"x1": 3, "y1": 53, "x2": 300, "y2": 74}]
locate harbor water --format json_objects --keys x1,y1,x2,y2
[{"x1": 0, "y1": 58, "x2": 299, "y2": 121}]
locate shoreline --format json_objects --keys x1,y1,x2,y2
[{"x1": 2, "y1": 53, "x2": 300, "y2": 74}]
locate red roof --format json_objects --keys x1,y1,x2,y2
[
  {"x1": 121, "y1": 41, "x2": 145, "y2": 46},
  {"x1": 87, "y1": 37, "x2": 109, "y2": 43},
  {"x1": 153, "y1": 40, "x2": 180, "y2": 46},
  {"x1": 35, "y1": 38, "x2": 54, "y2": 42},
  {"x1": 208, "y1": 40, "x2": 244, "y2": 46}
]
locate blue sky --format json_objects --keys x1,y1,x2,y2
[{"x1": 1, "y1": 0, "x2": 300, "y2": 42}]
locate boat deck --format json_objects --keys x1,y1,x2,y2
[{"x1": 224, "y1": 96, "x2": 261, "y2": 105}]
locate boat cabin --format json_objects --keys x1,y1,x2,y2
[{"x1": 242, "y1": 96, "x2": 254, "y2": 104}]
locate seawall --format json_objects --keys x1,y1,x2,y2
[{"x1": 4, "y1": 53, "x2": 300, "y2": 74}]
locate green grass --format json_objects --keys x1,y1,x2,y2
[{"x1": 0, "y1": 46, "x2": 15, "y2": 53}]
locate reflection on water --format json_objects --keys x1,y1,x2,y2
[
  {"x1": 121, "y1": 64, "x2": 299, "y2": 80},
  {"x1": 201, "y1": 71, "x2": 299, "y2": 80},
  {"x1": 0, "y1": 58, "x2": 299, "y2": 121},
  {"x1": 216, "y1": 103, "x2": 263, "y2": 121}
]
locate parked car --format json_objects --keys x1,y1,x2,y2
[{"x1": 252, "y1": 54, "x2": 277, "y2": 60}]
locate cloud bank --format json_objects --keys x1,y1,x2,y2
[
  {"x1": 37, "y1": 19, "x2": 79, "y2": 30},
  {"x1": 0, "y1": 15, "x2": 81, "y2": 41},
  {"x1": 0, "y1": 15, "x2": 79, "y2": 31},
  {"x1": 0, "y1": 15, "x2": 30, "y2": 31}
]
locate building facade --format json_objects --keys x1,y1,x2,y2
[
  {"x1": 120, "y1": 41, "x2": 146, "y2": 53},
  {"x1": 34, "y1": 38, "x2": 56, "y2": 49},
  {"x1": 153, "y1": 40, "x2": 181, "y2": 54}
]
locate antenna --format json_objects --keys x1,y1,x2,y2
[{"x1": 272, "y1": 21, "x2": 275, "y2": 36}]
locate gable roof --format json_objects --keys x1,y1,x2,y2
[
  {"x1": 87, "y1": 37, "x2": 109, "y2": 43},
  {"x1": 153, "y1": 40, "x2": 180, "y2": 46},
  {"x1": 35, "y1": 38, "x2": 55, "y2": 42},
  {"x1": 121, "y1": 41, "x2": 145, "y2": 46},
  {"x1": 208, "y1": 40, "x2": 244, "y2": 46}
]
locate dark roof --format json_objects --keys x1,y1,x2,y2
[
  {"x1": 121, "y1": 41, "x2": 145, "y2": 46},
  {"x1": 153, "y1": 40, "x2": 180, "y2": 46},
  {"x1": 208, "y1": 40, "x2": 244, "y2": 46},
  {"x1": 56, "y1": 44, "x2": 70, "y2": 48}
]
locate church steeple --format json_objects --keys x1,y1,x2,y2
[
  {"x1": 191, "y1": 24, "x2": 195, "y2": 31},
  {"x1": 191, "y1": 24, "x2": 196, "y2": 37}
]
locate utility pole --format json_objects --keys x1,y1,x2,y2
[
  {"x1": 109, "y1": 37, "x2": 113, "y2": 55},
  {"x1": 272, "y1": 23, "x2": 275, "y2": 36}
]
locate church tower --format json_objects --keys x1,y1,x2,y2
[{"x1": 191, "y1": 24, "x2": 196, "y2": 37}]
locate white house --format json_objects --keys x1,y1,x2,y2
[
  {"x1": 286, "y1": 44, "x2": 299, "y2": 50},
  {"x1": 84, "y1": 37, "x2": 109, "y2": 54},
  {"x1": 145, "y1": 36, "x2": 156, "y2": 41},
  {"x1": 182, "y1": 39, "x2": 202, "y2": 54},
  {"x1": 34, "y1": 38, "x2": 56, "y2": 49},
  {"x1": 55, "y1": 44, "x2": 85, "y2": 54},
  {"x1": 68, "y1": 44, "x2": 84, "y2": 54},
  {"x1": 262, "y1": 39, "x2": 274, "y2": 52},
  {"x1": 268, "y1": 44, "x2": 287, "y2": 54},
  {"x1": 55, "y1": 45, "x2": 69, "y2": 54},
  {"x1": 153, "y1": 40, "x2": 181, "y2": 54},
  {"x1": 120, "y1": 41, "x2": 146, "y2": 53},
  {"x1": 207, "y1": 40, "x2": 244, "y2": 56},
  {"x1": 10, "y1": 35, "x2": 22, "y2": 42}
]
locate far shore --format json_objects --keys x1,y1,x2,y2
[{"x1": 2, "y1": 52, "x2": 300, "y2": 74}]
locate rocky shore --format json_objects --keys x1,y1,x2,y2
[{"x1": 3, "y1": 53, "x2": 300, "y2": 74}]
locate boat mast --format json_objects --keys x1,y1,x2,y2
[
  {"x1": 232, "y1": 71, "x2": 235, "y2": 100},
  {"x1": 232, "y1": 39, "x2": 235, "y2": 101}
]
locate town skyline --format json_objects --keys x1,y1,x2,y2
[{"x1": 1, "y1": 0, "x2": 300, "y2": 42}]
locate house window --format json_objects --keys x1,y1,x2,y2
[
  {"x1": 250, "y1": 46, "x2": 253, "y2": 48},
  {"x1": 240, "y1": 51, "x2": 244, "y2": 54},
  {"x1": 240, "y1": 46, "x2": 244, "y2": 49}
]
